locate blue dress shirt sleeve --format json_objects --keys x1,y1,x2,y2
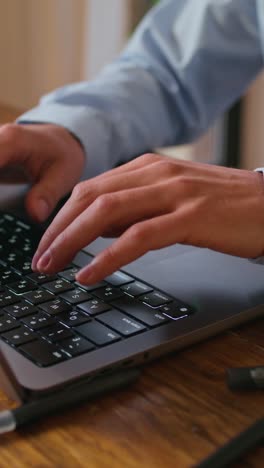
[{"x1": 17, "y1": 0, "x2": 264, "y2": 180}]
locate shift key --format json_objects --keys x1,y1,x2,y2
[{"x1": 98, "y1": 310, "x2": 146, "y2": 336}]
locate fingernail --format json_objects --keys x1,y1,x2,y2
[
  {"x1": 76, "y1": 263, "x2": 95, "y2": 283},
  {"x1": 37, "y1": 199, "x2": 50, "y2": 222},
  {"x1": 37, "y1": 249, "x2": 51, "y2": 271}
]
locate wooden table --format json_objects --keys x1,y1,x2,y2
[{"x1": 1, "y1": 104, "x2": 264, "y2": 467}]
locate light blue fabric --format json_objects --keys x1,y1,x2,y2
[{"x1": 18, "y1": 0, "x2": 264, "y2": 180}]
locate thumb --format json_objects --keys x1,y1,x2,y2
[{"x1": 25, "y1": 164, "x2": 72, "y2": 223}]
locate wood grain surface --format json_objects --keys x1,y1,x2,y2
[{"x1": 1, "y1": 105, "x2": 264, "y2": 467}]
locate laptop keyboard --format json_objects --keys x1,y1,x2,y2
[{"x1": 0, "y1": 212, "x2": 194, "y2": 367}]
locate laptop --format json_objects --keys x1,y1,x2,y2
[{"x1": 0, "y1": 207, "x2": 264, "y2": 405}]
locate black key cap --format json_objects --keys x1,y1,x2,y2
[
  {"x1": 75, "y1": 281, "x2": 107, "y2": 291},
  {"x1": 13, "y1": 259, "x2": 32, "y2": 275},
  {"x1": 121, "y1": 281, "x2": 153, "y2": 297},
  {"x1": 0, "y1": 226, "x2": 10, "y2": 238},
  {"x1": 77, "y1": 299, "x2": 111, "y2": 316},
  {"x1": 0, "y1": 269, "x2": 20, "y2": 285},
  {"x1": 4, "y1": 251, "x2": 23, "y2": 266},
  {"x1": 0, "y1": 291, "x2": 20, "y2": 308},
  {"x1": 159, "y1": 301, "x2": 194, "y2": 318},
  {"x1": 58, "y1": 267, "x2": 79, "y2": 282},
  {"x1": 104, "y1": 271, "x2": 134, "y2": 287},
  {"x1": 43, "y1": 278, "x2": 73, "y2": 294},
  {"x1": 20, "y1": 339, "x2": 65, "y2": 366},
  {"x1": 23, "y1": 289, "x2": 54, "y2": 305},
  {"x1": 21, "y1": 312, "x2": 56, "y2": 330},
  {"x1": 27, "y1": 272, "x2": 57, "y2": 285},
  {"x1": 38, "y1": 298, "x2": 71, "y2": 315},
  {"x1": 40, "y1": 323, "x2": 73, "y2": 342},
  {"x1": 72, "y1": 251, "x2": 94, "y2": 268},
  {"x1": 20, "y1": 238, "x2": 35, "y2": 256},
  {"x1": 113, "y1": 296, "x2": 169, "y2": 328},
  {"x1": 93, "y1": 286, "x2": 124, "y2": 302},
  {"x1": 2, "y1": 326, "x2": 36, "y2": 346},
  {"x1": 8, "y1": 278, "x2": 36, "y2": 294},
  {"x1": 4, "y1": 301, "x2": 37, "y2": 318},
  {"x1": 0, "y1": 313, "x2": 19, "y2": 333},
  {"x1": 76, "y1": 321, "x2": 120, "y2": 346},
  {"x1": 60, "y1": 335, "x2": 95, "y2": 356},
  {"x1": 98, "y1": 310, "x2": 146, "y2": 336},
  {"x1": 138, "y1": 291, "x2": 172, "y2": 307},
  {"x1": 59, "y1": 288, "x2": 91, "y2": 304},
  {"x1": 58, "y1": 309, "x2": 91, "y2": 327},
  {"x1": 7, "y1": 234, "x2": 20, "y2": 247}
]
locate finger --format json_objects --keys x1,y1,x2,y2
[
  {"x1": 35, "y1": 184, "x2": 171, "y2": 274},
  {"x1": 76, "y1": 212, "x2": 187, "y2": 284},
  {"x1": 25, "y1": 160, "x2": 80, "y2": 223},
  {"x1": 32, "y1": 162, "x2": 168, "y2": 266}
]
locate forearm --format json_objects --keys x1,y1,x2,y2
[{"x1": 18, "y1": 0, "x2": 264, "y2": 179}]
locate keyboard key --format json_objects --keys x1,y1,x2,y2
[
  {"x1": 4, "y1": 301, "x2": 37, "y2": 318},
  {"x1": 104, "y1": 271, "x2": 134, "y2": 287},
  {"x1": 4, "y1": 251, "x2": 23, "y2": 266},
  {"x1": 43, "y1": 278, "x2": 73, "y2": 294},
  {"x1": 138, "y1": 291, "x2": 172, "y2": 307},
  {"x1": 2, "y1": 326, "x2": 36, "y2": 346},
  {"x1": 21, "y1": 312, "x2": 56, "y2": 330},
  {"x1": 77, "y1": 299, "x2": 111, "y2": 316},
  {"x1": 0, "y1": 313, "x2": 19, "y2": 333},
  {"x1": 112, "y1": 296, "x2": 169, "y2": 328},
  {"x1": 75, "y1": 281, "x2": 107, "y2": 291},
  {"x1": 8, "y1": 278, "x2": 36, "y2": 294},
  {"x1": 58, "y1": 267, "x2": 79, "y2": 282},
  {"x1": 0, "y1": 291, "x2": 20, "y2": 308},
  {"x1": 13, "y1": 259, "x2": 32, "y2": 275},
  {"x1": 19, "y1": 339, "x2": 65, "y2": 366},
  {"x1": 38, "y1": 298, "x2": 71, "y2": 315},
  {"x1": 58, "y1": 309, "x2": 91, "y2": 327},
  {"x1": 98, "y1": 310, "x2": 146, "y2": 336},
  {"x1": 121, "y1": 281, "x2": 153, "y2": 297},
  {"x1": 159, "y1": 301, "x2": 194, "y2": 319},
  {"x1": 76, "y1": 321, "x2": 121, "y2": 346},
  {"x1": 60, "y1": 335, "x2": 95, "y2": 357},
  {"x1": 0, "y1": 268, "x2": 20, "y2": 285},
  {"x1": 28, "y1": 272, "x2": 57, "y2": 285},
  {"x1": 40, "y1": 323, "x2": 73, "y2": 342},
  {"x1": 93, "y1": 286, "x2": 124, "y2": 302},
  {"x1": 59, "y1": 288, "x2": 91, "y2": 304},
  {"x1": 23, "y1": 289, "x2": 55, "y2": 305}
]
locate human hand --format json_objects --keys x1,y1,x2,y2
[
  {"x1": 0, "y1": 123, "x2": 85, "y2": 222},
  {"x1": 32, "y1": 153, "x2": 264, "y2": 283}
]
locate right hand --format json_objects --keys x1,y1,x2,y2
[{"x1": 0, "y1": 123, "x2": 85, "y2": 222}]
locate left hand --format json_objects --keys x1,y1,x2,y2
[{"x1": 32, "y1": 153, "x2": 264, "y2": 284}]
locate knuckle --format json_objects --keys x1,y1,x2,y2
[
  {"x1": 0, "y1": 123, "x2": 21, "y2": 142},
  {"x1": 157, "y1": 159, "x2": 175, "y2": 175},
  {"x1": 140, "y1": 153, "x2": 159, "y2": 164},
  {"x1": 176, "y1": 175, "x2": 196, "y2": 195},
  {"x1": 128, "y1": 223, "x2": 149, "y2": 245},
  {"x1": 72, "y1": 181, "x2": 88, "y2": 201},
  {"x1": 94, "y1": 193, "x2": 116, "y2": 212}
]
